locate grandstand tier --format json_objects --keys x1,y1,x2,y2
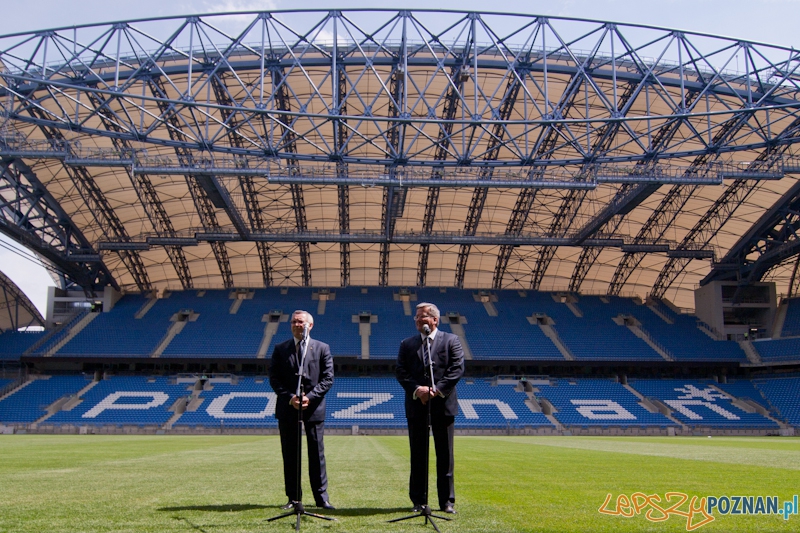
[
  {"x1": 1, "y1": 374, "x2": 794, "y2": 434},
  {"x1": 1, "y1": 289, "x2": 752, "y2": 365}
]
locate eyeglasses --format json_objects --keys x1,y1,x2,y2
[{"x1": 415, "y1": 315, "x2": 435, "y2": 320}]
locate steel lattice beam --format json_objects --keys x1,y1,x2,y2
[
  {"x1": 336, "y1": 59, "x2": 351, "y2": 287},
  {"x1": 2, "y1": 11, "x2": 800, "y2": 299},
  {"x1": 418, "y1": 63, "x2": 466, "y2": 287},
  {"x1": 379, "y1": 61, "x2": 407, "y2": 287},
  {"x1": 607, "y1": 88, "x2": 755, "y2": 295},
  {"x1": 270, "y1": 66, "x2": 311, "y2": 286},
  {"x1": 0, "y1": 156, "x2": 116, "y2": 291},
  {"x1": 147, "y1": 75, "x2": 235, "y2": 288},
  {"x1": 86, "y1": 91, "x2": 194, "y2": 290},
  {"x1": 210, "y1": 72, "x2": 273, "y2": 288},
  {"x1": 456, "y1": 71, "x2": 522, "y2": 288},
  {"x1": 650, "y1": 115, "x2": 800, "y2": 298},
  {"x1": 27, "y1": 108, "x2": 150, "y2": 292},
  {"x1": 702, "y1": 178, "x2": 800, "y2": 286}
]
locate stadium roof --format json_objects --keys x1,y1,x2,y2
[
  {"x1": 0, "y1": 270, "x2": 43, "y2": 332},
  {"x1": 1, "y1": 9, "x2": 800, "y2": 309}
]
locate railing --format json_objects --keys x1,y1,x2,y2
[
  {"x1": 24, "y1": 310, "x2": 86, "y2": 356},
  {"x1": 29, "y1": 310, "x2": 90, "y2": 356}
]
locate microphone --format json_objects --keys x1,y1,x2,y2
[
  {"x1": 303, "y1": 323, "x2": 310, "y2": 340},
  {"x1": 422, "y1": 324, "x2": 431, "y2": 336}
]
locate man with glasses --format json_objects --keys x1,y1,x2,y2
[
  {"x1": 270, "y1": 310, "x2": 335, "y2": 511},
  {"x1": 396, "y1": 302, "x2": 465, "y2": 514}
]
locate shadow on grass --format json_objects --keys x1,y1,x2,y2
[
  {"x1": 159, "y1": 504, "x2": 411, "y2": 517},
  {"x1": 159, "y1": 504, "x2": 269, "y2": 512},
  {"x1": 319, "y1": 507, "x2": 412, "y2": 517}
]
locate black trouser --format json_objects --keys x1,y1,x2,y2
[
  {"x1": 278, "y1": 417, "x2": 329, "y2": 505},
  {"x1": 407, "y1": 414, "x2": 455, "y2": 509}
]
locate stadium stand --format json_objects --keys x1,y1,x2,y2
[
  {"x1": 173, "y1": 377, "x2": 278, "y2": 429},
  {"x1": 55, "y1": 295, "x2": 172, "y2": 357},
  {"x1": 44, "y1": 289, "x2": 751, "y2": 364},
  {"x1": 46, "y1": 376, "x2": 189, "y2": 427},
  {"x1": 160, "y1": 291, "x2": 263, "y2": 358},
  {"x1": 534, "y1": 295, "x2": 664, "y2": 361},
  {"x1": 751, "y1": 338, "x2": 800, "y2": 363},
  {"x1": 0, "y1": 375, "x2": 88, "y2": 423},
  {"x1": 362, "y1": 288, "x2": 451, "y2": 359},
  {"x1": 0, "y1": 331, "x2": 47, "y2": 360},
  {"x1": 310, "y1": 287, "x2": 367, "y2": 358},
  {"x1": 780, "y1": 298, "x2": 800, "y2": 337},
  {"x1": 714, "y1": 379, "x2": 774, "y2": 412},
  {"x1": 752, "y1": 377, "x2": 800, "y2": 427},
  {"x1": 627, "y1": 379, "x2": 779, "y2": 429},
  {"x1": 455, "y1": 379, "x2": 552, "y2": 428},
  {"x1": 473, "y1": 291, "x2": 565, "y2": 360},
  {"x1": 2, "y1": 374, "x2": 798, "y2": 432},
  {"x1": 535, "y1": 378, "x2": 676, "y2": 428},
  {"x1": 613, "y1": 297, "x2": 747, "y2": 362}
]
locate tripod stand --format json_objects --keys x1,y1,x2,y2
[
  {"x1": 267, "y1": 334, "x2": 335, "y2": 532},
  {"x1": 388, "y1": 334, "x2": 451, "y2": 533}
]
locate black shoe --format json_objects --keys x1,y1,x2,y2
[
  {"x1": 441, "y1": 503, "x2": 456, "y2": 514},
  {"x1": 411, "y1": 504, "x2": 424, "y2": 513},
  {"x1": 317, "y1": 500, "x2": 336, "y2": 510},
  {"x1": 280, "y1": 500, "x2": 297, "y2": 510}
]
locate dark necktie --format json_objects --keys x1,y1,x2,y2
[{"x1": 424, "y1": 338, "x2": 432, "y2": 368}]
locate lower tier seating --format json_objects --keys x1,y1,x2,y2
[{"x1": 1, "y1": 375, "x2": 796, "y2": 430}]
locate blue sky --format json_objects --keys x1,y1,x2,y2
[{"x1": 1, "y1": 0, "x2": 799, "y2": 315}]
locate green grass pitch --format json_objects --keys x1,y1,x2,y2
[{"x1": 1, "y1": 435, "x2": 798, "y2": 532}]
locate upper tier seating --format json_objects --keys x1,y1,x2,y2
[
  {"x1": 781, "y1": 298, "x2": 800, "y2": 337},
  {"x1": 535, "y1": 378, "x2": 676, "y2": 427},
  {"x1": 474, "y1": 291, "x2": 567, "y2": 360},
  {"x1": 48, "y1": 288, "x2": 748, "y2": 363},
  {"x1": 0, "y1": 331, "x2": 47, "y2": 360},
  {"x1": 0, "y1": 375, "x2": 88, "y2": 423},
  {"x1": 627, "y1": 379, "x2": 778, "y2": 429},
  {"x1": 752, "y1": 338, "x2": 800, "y2": 363},
  {"x1": 752, "y1": 377, "x2": 800, "y2": 427},
  {"x1": 57, "y1": 294, "x2": 173, "y2": 357},
  {"x1": 622, "y1": 298, "x2": 746, "y2": 361},
  {"x1": 161, "y1": 291, "x2": 263, "y2": 357}
]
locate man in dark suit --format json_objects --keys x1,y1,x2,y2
[
  {"x1": 269, "y1": 310, "x2": 335, "y2": 510},
  {"x1": 396, "y1": 302, "x2": 465, "y2": 514}
]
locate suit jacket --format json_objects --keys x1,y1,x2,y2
[
  {"x1": 269, "y1": 337, "x2": 334, "y2": 422},
  {"x1": 396, "y1": 330, "x2": 465, "y2": 419}
]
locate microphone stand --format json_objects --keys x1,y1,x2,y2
[
  {"x1": 388, "y1": 333, "x2": 451, "y2": 532},
  {"x1": 267, "y1": 331, "x2": 335, "y2": 531}
]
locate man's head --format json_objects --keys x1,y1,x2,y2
[
  {"x1": 414, "y1": 302, "x2": 440, "y2": 335},
  {"x1": 291, "y1": 310, "x2": 314, "y2": 340}
]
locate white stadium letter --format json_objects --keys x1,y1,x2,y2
[
  {"x1": 332, "y1": 392, "x2": 393, "y2": 419},
  {"x1": 82, "y1": 391, "x2": 169, "y2": 418},
  {"x1": 458, "y1": 399, "x2": 518, "y2": 420},
  {"x1": 664, "y1": 399, "x2": 741, "y2": 420},
  {"x1": 206, "y1": 392, "x2": 277, "y2": 419},
  {"x1": 570, "y1": 399, "x2": 636, "y2": 420}
]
